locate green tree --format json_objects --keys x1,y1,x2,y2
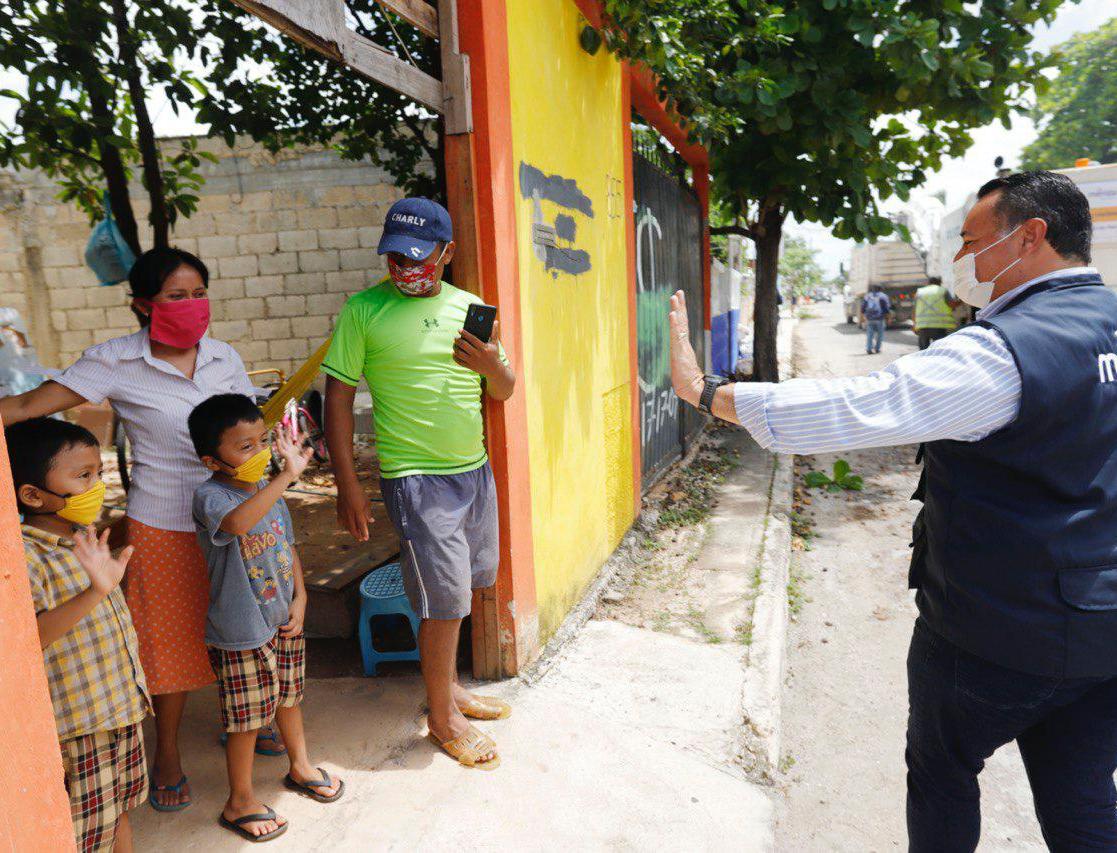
[
  {"x1": 1021, "y1": 18, "x2": 1117, "y2": 170},
  {"x1": 778, "y1": 236, "x2": 823, "y2": 300},
  {"x1": 600, "y1": 0, "x2": 1067, "y2": 381},
  {"x1": 0, "y1": 1, "x2": 438, "y2": 257}
]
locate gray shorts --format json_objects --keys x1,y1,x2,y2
[{"x1": 380, "y1": 463, "x2": 499, "y2": 620}]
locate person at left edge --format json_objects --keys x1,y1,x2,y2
[
  {"x1": 8, "y1": 418, "x2": 149, "y2": 852},
  {"x1": 0, "y1": 247, "x2": 277, "y2": 811}
]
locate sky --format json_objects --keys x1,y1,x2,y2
[{"x1": 786, "y1": 0, "x2": 1116, "y2": 277}]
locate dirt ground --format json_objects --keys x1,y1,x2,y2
[
  {"x1": 775, "y1": 300, "x2": 1045, "y2": 851},
  {"x1": 599, "y1": 427, "x2": 755, "y2": 645}
]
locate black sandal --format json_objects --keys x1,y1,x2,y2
[
  {"x1": 218, "y1": 807, "x2": 288, "y2": 842},
  {"x1": 283, "y1": 767, "x2": 345, "y2": 803}
]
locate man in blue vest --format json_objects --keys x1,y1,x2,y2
[{"x1": 667, "y1": 170, "x2": 1117, "y2": 850}]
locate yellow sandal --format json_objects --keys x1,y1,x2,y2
[
  {"x1": 428, "y1": 724, "x2": 501, "y2": 770},
  {"x1": 459, "y1": 695, "x2": 512, "y2": 721}
]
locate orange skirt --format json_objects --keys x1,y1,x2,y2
[{"x1": 123, "y1": 518, "x2": 214, "y2": 695}]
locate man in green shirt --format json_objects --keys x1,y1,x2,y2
[{"x1": 323, "y1": 198, "x2": 514, "y2": 770}]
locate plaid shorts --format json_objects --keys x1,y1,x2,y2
[
  {"x1": 208, "y1": 633, "x2": 305, "y2": 732},
  {"x1": 60, "y1": 723, "x2": 147, "y2": 853}
]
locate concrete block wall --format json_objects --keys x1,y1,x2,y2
[{"x1": 0, "y1": 137, "x2": 412, "y2": 377}]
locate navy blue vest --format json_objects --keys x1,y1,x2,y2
[{"x1": 910, "y1": 272, "x2": 1117, "y2": 677}]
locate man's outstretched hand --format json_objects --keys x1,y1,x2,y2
[{"x1": 669, "y1": 290, "x2": 704, "y2": 407}]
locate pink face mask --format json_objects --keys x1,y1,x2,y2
[{"x1": 140, "y1": 297, "x2": 211, "y2": 348}]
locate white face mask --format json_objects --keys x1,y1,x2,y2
[{"x1": 951, "y1": 225, "x2": 1024, "y2": 308}]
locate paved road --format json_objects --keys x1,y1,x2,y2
[{"x1": 774, "y1": 301, "x2": 1046, "y2": 851}]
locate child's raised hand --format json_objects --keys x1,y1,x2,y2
[
  {"x1": 72, "y1": 525, "x2": 134, "y2": 597},
  {"x1": 275, "y1": 422, "x2": 314, "y2": 482}
]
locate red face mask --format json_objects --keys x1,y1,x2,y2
[
  {"x1": 140, "y1": 297, "x2": 211, "y2": 348},
  {"x1": 387, "y1": 247, "x2": 445, "y2": 296}
]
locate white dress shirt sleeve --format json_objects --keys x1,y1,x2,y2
[
  {"x1": 733, "y1": 326, "x2": 1022, "y2": 455},
  {"x1": 54, "y1": 341, "x2": 119, "y2": 404}
]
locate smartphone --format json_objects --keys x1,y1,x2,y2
[{"x1": 463, "y1": 303, "x2": 497, "y2": 343}]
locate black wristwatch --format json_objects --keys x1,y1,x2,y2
[{"x1": 698, "y1": 375, "x2": 730, "y2": 415}]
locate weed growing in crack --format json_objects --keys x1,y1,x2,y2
[
  {"x1": 657, "y1": 445, "x2": 741, "y2": 530},
  {"x1": 788, "y1": 564, "x2": 810, "y2": 617}
]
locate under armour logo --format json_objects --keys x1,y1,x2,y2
[
  {"x1": 1099, "y1": 352, "x2": 1117, "y2": 383},
  {"x1": 410, "y1": 247, "x2": 423, "y2": 258},
  {"x1": 422, "y1": 318, "x2": 440, "y2": 330}
]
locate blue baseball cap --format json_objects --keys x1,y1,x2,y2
[{"x1": 378, "y1": 197, "x2": 453, "y2": 261}]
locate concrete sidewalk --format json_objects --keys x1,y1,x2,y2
[
  {"x1": 132, "y1": 624, "x2": 773, "y2": 851},
  {"x1": 131, "y1": 457, "x2": 782, "y2": 851},
  {"x1": 132, "y1": 321, "x2": 795, "y2": 852}
]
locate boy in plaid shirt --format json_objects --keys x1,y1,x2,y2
[
  {"x1": 188, "y1": 394, "x2": 344, "y2": 843},
  {"x1": 8, "y1": 418, "x2": 150, "y2": 853}
]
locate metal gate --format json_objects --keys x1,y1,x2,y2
[{"x1": 634, "y1": 149, "x2": 705, "y2": 485}]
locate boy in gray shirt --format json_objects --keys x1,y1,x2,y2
[{"x1": 189, "y1": 393, "x2": 344, "y2": 843}]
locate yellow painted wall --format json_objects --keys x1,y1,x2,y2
[{"x1": 506, "y1": 0, "x2": 635, "y2": 640}]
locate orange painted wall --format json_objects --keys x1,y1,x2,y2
[
  {"x1": 0, "y1": 427, "x2": 75, "y2": 851},
  {"x1": 458, "y1": 0, "x2": 540, "y2": 672}
]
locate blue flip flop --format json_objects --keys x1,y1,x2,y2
[
  {"x1": 218, "y1": 727, "x2": 287, "y2": 756},
  {"x1": 283, "y1": 768, "x2": 345, "y2": 803},
  {"x1": 254, "y1": 727, "x2": 287, "y2": 756},
  {"x1": 149, "y1": 775, "x2": 192, "y2": 812}
]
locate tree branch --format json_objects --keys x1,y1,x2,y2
[
  {"x1": 61, "y1": 0, "x2": 141, "y2": 256},
  {"x1": 111, "y1": 0, "x2": 169, "y2": 248},
  {"x1": 710, "y1": 224, "x2": 757, "y2": 241}
]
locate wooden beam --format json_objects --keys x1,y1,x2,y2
[
  {"x1": 228, "y1": 0, "x2": 347, "y2": 61},
  {"x1": 378, "y1": 0, "x2": 439, "y2": 41},
  {"x1": 230, "y1": 0, "x2": 447, "y2": 115},
  {"x1": 341, "y1": 37, "x2": 444, "y2": 111}
]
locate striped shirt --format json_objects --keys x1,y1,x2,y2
[
  {"x1": 55, "y1": 330, "x2": 254, "y2": 532},
  {"x1": 23, "y1": 524, "x2": 151, "y2": 740},
  {"x1": 733, "y1": 269, "x2": 1099, "y2": 455}
]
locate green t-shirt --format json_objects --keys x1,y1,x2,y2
[{"x1": 322, "y1": 280, "x2": 506, "y2": 479}]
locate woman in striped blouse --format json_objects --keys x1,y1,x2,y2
[{"x1": 0, "y1": 247, "x2": 267, "y2": 812}]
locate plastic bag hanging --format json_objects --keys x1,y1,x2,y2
[{"x1": 84, "y1": 191, "x2": 137, "y2": 286}]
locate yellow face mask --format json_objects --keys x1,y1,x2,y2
[
  {"x1": 42, "y1": 480, "x2": 107, "y2": 526},
  {"x1": 221, "y1": 447, "x2": 272, "y2": 484}
]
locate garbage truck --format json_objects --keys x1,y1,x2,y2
[
  {"x1": 1058, "y1": 162, "x2": 1117, "y2": 285},
  {"x1": 847, "y1": 240, "x2": 927, "y2": 326}
]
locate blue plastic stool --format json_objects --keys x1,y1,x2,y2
[{"x1": 357, "y1": 563, "x2": 421, "y2": 676}]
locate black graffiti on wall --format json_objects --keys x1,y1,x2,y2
[{"x1": 519, "y1": 162, "x2": 593, "y2": 278}]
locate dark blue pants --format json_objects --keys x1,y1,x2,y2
[
  {"x1": 866, "y1": 318, "x2": 885, "y2": 353},
  {"x1": 906, "y1": 618, "x2": 1117, "y2": 852}
]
